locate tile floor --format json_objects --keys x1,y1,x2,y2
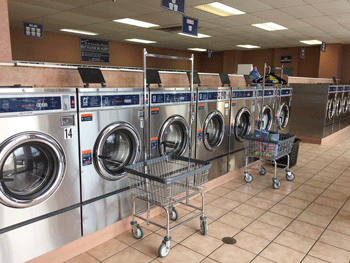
[{"x1": 66, "y1": 131, "x2": 350, "y2": 263}]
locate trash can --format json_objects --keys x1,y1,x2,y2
[{"x1": 278, "y1": 138, "x2": 302, "y2": 168}]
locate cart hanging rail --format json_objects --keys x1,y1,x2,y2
[{"x1": 126, "y1": 49, "x2": 211, "y2": 258}]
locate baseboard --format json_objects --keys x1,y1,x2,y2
[
  {"x1": 28, "y1": 166, "x2": 246, "y2": 263},
  {"x1": 296, "y1": 125, "x2": 350, "y2": 145}
]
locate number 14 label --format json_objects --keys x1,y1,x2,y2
[{"x1": 64, "y1": 128, "x2": 73, "y2": 140}]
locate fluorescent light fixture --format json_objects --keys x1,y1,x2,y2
[
  {"x1": 236, "y1": 45, "x2": 261, "y2": 49},
  {"x1": 195, "y1": 2, "x2": 245, "y2": 16},
  {"x1": 125, "y1": 38, "x2": 157, "y2": 44},
  {"x1": 113, "y1": 18, "x2": 159, "y2": 28},
  {"x1": 60, "y1": 29, "x2": 99, "y2": 36},
  {"x1": 188, "y1": 48, "x2": 207, "y2": 52},
  {"x1": 300, "y1": 40, "x2": 322, "y2": 45},
  {"x1": 178, "y1": 33, "x2": 211, "y2": 38},
  {"x1": 252, "y1": 22, "x2": 288, "y2": 31}
]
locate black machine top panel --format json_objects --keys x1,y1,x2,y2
[
  {"x1": 146, "y1": 69, "x2": 162, "y2": 86},
  {"x1": 78, "y1": 67, "x2": 106, "y2": 84},
  {"x1": 186, "y1": 71, "x2": 201, "y2": 85},
  {"x1": 219, "y1": 73, "x2": 231, "y2": 86},
  {"x1": 0, "y1": 96, "x2": 62, "y2": 113}
]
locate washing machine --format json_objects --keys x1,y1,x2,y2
[
  {"x1": 228, "y1": 87, "x2": 255, "y2": 172},
  {"x1": 324, "y1": 86, "x2": 337, "y2": 136},
  {"x1": 78, "y1": 88, "x2": 144, "y2": 236},
  {"x1": 276, "y1": 87, "x2": 293, "y2": 134},
  {"x1": 340, "y1": 86, "x2": 349, "y2": 130},
  {"x1": 196, "y1": 87, "x2": 230, "y2": 180},
  {"x1": 0, "y1": 88, "x2": 81, "y2": 263},
  {"x1": 255, "y1": 88, "x2": 276, "y2": 131},
  {"x1": 149, "y1": 87, "x2": 195, "y2": 160},
  {"x1": 333, "y1": 85, "x2": 343, "y2": 133},
  {"x1": 343, "y1": 86, "x2": 350, "y2": 129}
]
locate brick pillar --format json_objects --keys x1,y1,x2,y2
[{"x1": 0, "y1": 0, "x2": 12, "y2": 62}]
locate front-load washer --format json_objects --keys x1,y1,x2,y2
[
  {"x1": 343, "y1": 86, "x2": 350, "y2": 129},
  {"x1": 149, "y1": 87, "x2": 194, "y2": 159},
  {"x1": 0, "y1": 88, "x2": 81, "y2": 263},
  {"x1": 196, "y1": 87, "x2": 230, "y2": 181},
  {"x1": 228, "y1": 87, "x2": 254, "y2": 172},
  {"x1": 333, "y1": 85, "x2": 343, "y2": 133},
  {"x1": 340, "y1": 86, "x2": 349, "y2": 130},
  {"x1": 276, "y1": 87, "x2": 293, "y2": 134},
  {"x1": 78, "y1": 88, "x2": 143, "y2": 236},
  {"x1": 255, "y1": 88, "x2": 276, "y2": 131}
]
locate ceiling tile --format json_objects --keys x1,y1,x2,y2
[
  {"x1": 84, "y1": 3, "x2": 141, "y2": 18},
  {"x1": 39, "y1": 11, "x2": 105, "y2": 26},
  {"x1": 101, "y1": 0, "x2": 160, "y2": 16},
  {"x1": 185, "y1": 7, "x2": 223, "y2": 21},
  {"x1": 203, "y1": 17, "x2": 245, "y2": 27},
  {"x1": 229, "y1": 14, "x2": 267, "y2": 25},
  {"x1": 199, "y1": 20, "x2": 224, "y2": 29},
  {"x1": 280, "y1": 5, "x2": 325, "y2": 18},
  {"x1": 48, "y1": 0, "x2": 106, "y2": 7},
  {"x1": 8, "y1": 1, "x2": 59, "y2": 20},
  {"x1": 312, "y1": 0, "x2": 350, "y2": 15},
  {"x1": 259, "y1": 0, "x2": 307, "y2": 8},
  {"x1": 302, "y1": 16, "x2": 338, "y2": 26},
  {"x1": 329, "y1": 13, "x2": 350, "y2": 23},
  {"x1": 134, "y1": 11, "x2": 183, "y2": 27},
  {"x1": 253, "y1": 9, "x2": 296, "y2": 22},
  {"x1": 11, "y1": 0, "x2": 75, "y2": 10},
  {"x1": 317, "y1": 24, "x2": 349, "y2": 33},
  {"x1": 65, "y1": 7, "x2": 117, "y2": 20},
  {"x1": 220, "y1": 0, "x2": 274, "y2": 13},
  {"x1": 293, "y1": 26, "x2": 327, "y2": 37},
  {"x1": 277, "y1": 19, "x2": 313, "y2": 28},
  {"x1": 304, "y1": 0, "x2": 337, "y2": 3},
  {"x1": 273, "y1": 29, "x2": 308, "y2": 38}
]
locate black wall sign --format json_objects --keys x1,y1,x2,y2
[
  {"x1": 206, "y1": 49, "x2": 213, "y2": 58},
  {"x1": 182, "y1": 16, "x2": 198, "y2": 37},
  {"x1": 281, "y1": 56, "x2": 292, "y2": 63},
  {"x1": 23, "y1": 22, "x2": 43, "y2": 38},
  {"x1": 81, "y1": 38, "x2": 110, "y2": 63},
  {"x1": 161, "y1": 0, "x2": 185, "y2": 14},
  {"x1": 300, "y1": 48, "x2": 305, "y2": 58},
  {"x1": 321, "y1": 42, "x2": 326, "y2": 52}
]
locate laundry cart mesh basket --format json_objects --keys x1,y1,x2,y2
[{"x1": 125, "y1": 155, "x2": 210, "y2": 207}]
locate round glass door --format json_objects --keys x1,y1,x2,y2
[
  {"x1": 327, "y1": 99, "x2": 336, "y2": 120},
  {"x1": 0, "y1": 132, "x2": 65, "y2": 208},
  {"x1": 94, "y1": 122, "x2": 141, "y2": 180},
  {"x1": 342, "y1": 98, "x2": 347, "y2": 114},
  {"x1": 235, "y1": 107, "x2": 252, "y2": 143},
  {"x1": 258, "y1": 105, "x2": 273, "y2": 130},
  {"x1": 277, "y1": 103, "x2": 290, "y2": 130},
  {"x1": 159, "y1": 115, "x2": 189, "y2": 156},
  {"x1": 345, "y1": 97, "x2": 349, "y2": 113},
  {"x1": 336, "y1": 99, "x2": 341, "y2": 117},
  {"x1": 203, "y1": 110, "x2": 225, "y2": 151}
]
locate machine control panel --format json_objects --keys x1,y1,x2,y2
[
  {"x1": 102, "y1": 94, "x2": 140, "y2": 107},
  {"x1": 151, "y1": 92, "x2": 191, "y2": 104},
  {"x1": 231, "y1": 91, "x2": 245, "y2": 99},
  {"x1": 0, "y1": 96, "x2": 62, "y2": 113},
  {"x1": 276, "y1": 89, "x2": 292, "y2": 96},
  {"x1": 244, "y1": 91, "x2": 254, "y2": 98},
  {"x1": 345, "y1": 86, "x2": 350, "y2": 91},
  {"x1": 337, "y1": 86, "x2": 344, "y2": 92},
  {"x1": 198, "y1": 90, "x2": 230, "y2": 101},
  {"x1": 80, "y1": 95, "x2": 101, "y2": 108},
  {"x1": 329, "y1": 86, "x2": 337, "y2": 93}
]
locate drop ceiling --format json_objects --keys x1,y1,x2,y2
[{"x1": 8, "y1": 0, "x2": 350, "y2": 51}]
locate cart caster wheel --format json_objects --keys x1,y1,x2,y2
[
  {"x1": 200, "y1": 220, "x2": 208, "y2": 235},
  {"x1": 169, "y1": 207, "x2": 178, "y2": 221},
  {"x1": 286, "y1": 172, "x2": 295, "y2": 181},
  {"x1": 259, "y1": 166, "x2": 267, "y2": 175},
  {"x1": 158, "y1": 241, "x2": 171, "y2": 258},
  {"x1": 244, "y1": 173, "x2": 253, "y2": 183},
  {"x1": 132, "y1": 224, "x2": 144, "y2": 239},
  {"x1": 273, "y1": 180, "x2": 281, "y2": 189}
]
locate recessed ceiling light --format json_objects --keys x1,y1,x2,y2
[
  {"x1": 125, "y1": 38, "x2": 157, "y2": 44},
  {"x1": 236, "y1": 45, "x2": 261, "y2": 49},
  {"x1": 60, "y1": 29, "x2": 99, "y2": 36},
  {"x1": 300, "y1": 40, "x2": 322, "y2": 45},
  {"x1": 195, "y1": 2, "x2": 245, "y2": 17},
  {"x1": 252, "y1": 22, "x2": 288, "y2": 31},
  {"x1": 113, "y1": 18, "x2": 159, "y2": 28},
  {"x1": 188, "y1": 48, "x2": 207, "y2": 52},
  {"x1": 178, "y1": 33, "x2": 211, "y2": 38}
]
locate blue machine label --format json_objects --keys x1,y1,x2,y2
[
  {"x1": 150, "y1": 93, "x2": 191, "y2": 104},
  {"x1": 80, "y1": 96, "x2": 101, "y2": 108},
  {"x1": 345, "y1": 86, "x2": 350, "y2": 91},
  {"x1": 329, "y1": 86, "x2": 337, "y2": 92},
  {"x1": 198, "y1": 104, "x2": 204, "y2": 110},
  {"x1": 338, "y1": 86, "x2": 344, "y2": 92},
  {"x1": 264, "y1": 90, "x2": 274, "y2": 96},
  {"x1": 82, "y1": 150, "x2": 92, "y2": 166},
  {"x1": 245, "y1": 91, "x2": 254, "y2": 98},
  {"x1": 81, "y1": 113, "x2": 93, "y2": 122},
  {"x1": 102, "y1": 94, "x2": 140, "y2": 107},
  {"x1": 208, "y1": 92, "x2": 218, "y2": 100},
  {"x1": 197, "y1": 129, "x2": 203, "y2": 140},
  {"x1": 198, "y1": 92, "x2": 208, "y2": 101},
  {"x1": 231, "y1": 123, "x2": 235, "y2": 132},
  {"x1": 151, "y1": 108, "x2": 159, "y2": 115},
  {"x1": 151, "y1": 93, "x2": 165, "y2": 104},
  {"x1": 151, "y1": 137, "x2": 158, "y2": 151},
  {"x1": 0, "y1": 96, "x2": 61, "y2": 113},
  {"x1": 70, "y1": 96, "x2": 76, "y2": 109}
]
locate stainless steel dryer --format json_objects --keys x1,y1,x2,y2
[
  {"x1": 333, "y1": 85, "x2": 343, "y2": 133},
  {"x1": 228, "y1": 87, "x2": 254, "y2": 172},
  {"x1": 340, "y1": 86, "x2": 349, "y2": 130},
  {"x1": 0, "y1": 88, "x2": 81, "y2": 263},
  {"x1": 149, "y1": 87, "x2": 194, "y2": 159},
  {"x1": 255, "y1": 88, "x2": 276, "y2": 131},
  {"x1": 78, "y1": 88, "x2": 143, "y2": 236},
  {"x1": 196, "y1": 87, "x2": 230, "y2": 180},
  {"x1": 276, "y1": 87, "x2": 293, "y2": 134}
]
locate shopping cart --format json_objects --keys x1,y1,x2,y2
[
  {"x1": 125, "y1": 155, "x2": 211, "y2": 257},
  {"x1": 244, "y1": 133, "x2": 296, "y2": 189}
]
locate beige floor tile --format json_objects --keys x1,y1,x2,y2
[
  {"x1": 103, "y1": 247, "x2": 153, "y2": 263},
  {"x1": 244, "y1": 196, "x2": 276, "y2": 210},
  {"x1": 209, "y1": 244, "x2": 256, "y2": 263},
  {"x1": 234, "y1": 231, "x2": 270, "y2": 254},
  {"x1": 217, "y1": 211, "x2": 254, "y2": 229},
  {"x1": 181, "y1": 213, "x2": 213, "y2": 230},
  {"x1": 231, "y1": 203, "x2": 265, "y2": 219},
  {"x1": 244, "y1": 221, "x2": 283, "y2": 241},
  {"x1": 160, "y1": 207, "x2": 192, "y2": 219},
  {"x1": 140, "y1": 216, "x2": 164, "y2": 232},
  {"x1": 251, "y1": 256, "x2": 276, "y2": 263},
  {"x1": 256, "y1": 190, "x2": 286, "y2": 202},
  {"x1": 288, "y1": 190, "x2": 319, "y2": 202},
  {"x1": 297, "y1": 185, "x2": 325, "y2": 195},
  {"x1": 220, "y1": 180, "x2": 244, "y2": 190},
  {"x1": 156, "y1": 224, "x2": 196, "y2": 243},
  {"x1": 87, "y1": 238, "x2": 128, "y2": 261},
  {"x1": 304, "y1": 179, "x2": 330, "y2": 189},
  {"x1": 132, "y1": 233, "x2": 175, "y2": 258},
  {"x1": 328, "y1": 218, "x2": 350, "y2": 236},
  {"x1": 297, "y1": 211, "x2": 333, "y2": 228},
  {"x1": 157, "y1": 244, "x2": 205, "y2": 263},
  {"x1": 195, "y1": 193, "x2": 220, "y2": 204},
  {"x1": 327, "y1": 184, "x2": 350, "y2": 195},
  {"x1": 319, "y1": 229, "x2": 350, "y2": 252},
  {"x1": 260, "y1": 243, "x2": 305, "y2": 263},
  {"x1": 313, "y1": 196, "x2": 345, "y2": 209},
  {"x1": 200, "y1": 258, "x2": 218, "y2": 263},
  {"x1": 335, "y1": 210, "x2": 350, "y2": 222},
  {"x1": 116, "y1": 228, "x2": 153, "y2": 246},
  {"x1": 257, "y1": 211, "x2": 293, "y2": 229},
  {"x1": 65, "y1": 253, "x2": 99, "y2": 263},
  {"x1": 309, "y1": 241, "x2": 350, "y2": 263},
  {"x1": 224, "y1": 190, "x2": 253, "y2": 203},
  {"x1": 302, "y1": 255, "x2": 329, "y2": 263},
  {"x1": 286, "y1": 220, "x2": 324, "y2": 240},
  {"x1": 235, "y1": 184, "x2": 264, "y2": 195},
  {"x1": 209, "y1": 196, "x2": 241, "y2": 211},
  {"x1": 342, "y1": 200, "x2": 350, "y2": 212},
  {"x1": 207, "y1": 221, "x2": 240, "y2": 239},
  {"x1": 279, "y1": 196, "x2": 311, "y2": 210},
  {"x1": 311, "y1": 175, "x2": 334, "y2": 184},
  {"x1": 180, "y1": 232, "x2": 222, "y2": 256},
  {"x1": 207, "y1": 186, "x2": 232, "y2": 197},
  {"x1": 204, "y1": 204, "x2": 229, "y2": 220},
  {"x1": 270, "y1": 203, "x2": 303, "y2": 219},
  {"x1": 305, "y1": 203, "x2": 338, "y2": 217},
  {"x1": 274, "y1": 230, "x2": 315, "y2": 253}
]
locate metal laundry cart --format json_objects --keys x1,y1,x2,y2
[{"x1": 124, "y1": 49, "x2": 211, "y2": 258}]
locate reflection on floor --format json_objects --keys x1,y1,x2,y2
[{"x1": 66, "y1": 130, "x2": 350, "y2": 263}]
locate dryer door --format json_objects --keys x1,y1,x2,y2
[
  {"x1": 327, "y1": 99, "x2": 336, "y2": 120},
  {"x1": 94, "y1": 122, "x2": 141, "y2": 180},
  {"x1": 203, "y1": 110, "x2": 225, "y2": 151},
  {"x1": 277, "y1": 103, "x2": 290, "y2": 130},
  {"x1": 335, "y1": 98, "x2": 341, "y2": 117},
  {"x1": 235, "y1": 107, "x2": 252, "y2": 143},
  {"x1": 159, "y1": 115, "x2": 189, "y2": 156},
  {"x1": 342, "y1": 97, "x2": 347, "y2": 114},
  {"x1": 0, "y1": 132, "x2": 65, "y2": 208},
  {"x1": 258, "y1": 105, "x2": 273, "y2": 130},
  {"x1": 344, "y1": 97, "x2": 349, "y2": 113}
]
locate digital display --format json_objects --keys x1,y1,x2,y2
[{"x1": 0, "y1": 96, "x2": 61, "y2": 113}]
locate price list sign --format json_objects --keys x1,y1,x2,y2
[
  {"x1": 23, "y1": 22, "x2": 43, "y2": 38},
  {"x1": 80, "y1": 38, "x2": 110, "y2": 63}
]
